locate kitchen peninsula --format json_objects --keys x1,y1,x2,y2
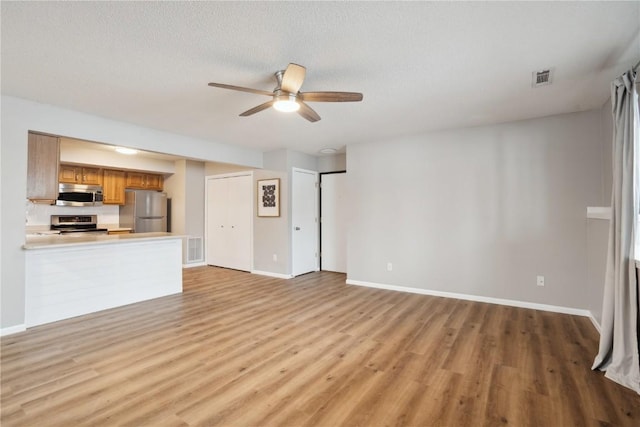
[{"x1": 23, "y1": 232, "x2": 183, "y2": 327}]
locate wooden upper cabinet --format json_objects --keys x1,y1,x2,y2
[
  {"x1": 125, "y1": 172, "x2": 163, "y2": 190},
  {"x1": 59, "y1": 164, "x2": 102, "y2": 185},
  {"x1": 82, "y1": 167, "x2": 102, "y2": 185},
  {"x1": 27, "y1": 132, "x2": 60, "y2": 203},
  {"x1": 58, "y1": 164, "x2": 78, "y2": 183},
  {"x1": 145, "y1": 173, "x2": 163, "y2": 190},
  {"x1": 102, "y1": 169, "x2": 126, "y2": 205},
  {"x1": 125, "y1": 171, "x2": 146, "y2": 189}
]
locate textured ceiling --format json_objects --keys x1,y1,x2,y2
[{"x1": 2, "y1": 2, "x2": 639, "y2": 156}]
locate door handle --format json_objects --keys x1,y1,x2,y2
[{"x1": 295, "y1": 227, "x2": 301, "y2": 231}]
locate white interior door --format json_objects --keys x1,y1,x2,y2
[
  {"x1": 320, "y1": 172, "x2": 347, "y2": 273},
  {"x1": 226, "y1": 174, "x2": 252, "y2": 271},
  {"x1": 206, "y1": 177, "x2": 228, "y2": 267},
  {"x1": 205, "y1": 174, "x2": 253, "y2": 271},
  {"x1": 292, "y1": 168, "x2": 318, "y2": 276}
]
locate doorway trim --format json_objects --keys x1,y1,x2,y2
[{"x1": 319, "y1": 170, "x2": 347, "y2": 271}]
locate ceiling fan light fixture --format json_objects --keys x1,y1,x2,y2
[
  {"x1": 273, "y1": 93, "x2": 300, "y2": 113},
  {"x1": 208, "y1": 63, "x2": 363, "y2": 122}
]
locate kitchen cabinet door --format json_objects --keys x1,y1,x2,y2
[
  {"x1": 59, "y1": 164, "x2": 79, "y2": 183},
  {"x1": 59, "y1": 164, "x2": 102, "y2": 185},
  {"x1": 125, "y1": 172, "x2": 146, "y2": 189},
  {"x1": 102, "y1": 169, "x2": 126, "y2": 204},
  {"x1": 145, "y1": 174, "x2": 164, "y2": 190},
  {"x1": 27, "y1": 132, "x2": 60, "y2": 203},
  {"x1": 81, "y1": 167, "x2": 102, "y2": 185},
  {"x1": 125, "y1": 172, "x2": 163, "y2": 190}
]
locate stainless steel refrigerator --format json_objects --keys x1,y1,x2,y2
[{"x1": 119, "y1": 190, "x2": 167, "y2": 233}]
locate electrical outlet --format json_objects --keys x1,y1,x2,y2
[
  {"x1": 387, "y1": 262, "x2": 393, "y2": 271},
  {"x1": 537, "y1": 275, "x2": 545, "y2": 287},
  {"x1": 273, "y1": 254, "x2": 278, "y2": 262}
]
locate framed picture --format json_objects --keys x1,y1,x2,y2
[{"x1": 257, "y1": 178, "x2": 280, "y2": 217}]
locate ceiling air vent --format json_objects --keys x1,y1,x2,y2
[{"x1": 532, "y1": 69, "x2": 553, "y2": 88}]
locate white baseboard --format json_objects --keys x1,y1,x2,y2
[
  {"x1": 588, "y1": 314, "x2": 602, "y2": 333},
  {"x1": 1, "y1": 324, "x2": 26, "y2": 337},
  {"x1": 346, "y1": 278, "x2": 595, "y2": 319},
  {"x1": 183, "y1": 262, "x2": 207, "y2": 268},
  {"x1": 251, "y1": 270, "x2": 293, "y2": 279}
]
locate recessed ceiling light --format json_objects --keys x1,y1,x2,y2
[
  {"x1": 115, "y1": 147, "x2": 137, "y2": 155},
  {"x1": 319, "y1": 148, "x2": 337, "y2": 154}
]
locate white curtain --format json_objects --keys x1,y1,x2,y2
[{"x1": 592, "y1": 68, "x2": 640, "y2": 395}]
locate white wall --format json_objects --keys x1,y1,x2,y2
[
  {"x1": 164, "y1": 160, "x2": 187, "y2": 235},
  {"x1": 165, "y1": 159, "x2": 206, "y2": 264},
  {"x1": 204, "y1": 161, "x2": 255, "y2": 175},
  {"x1": 318, "y1": 153, "x2": 346, "y2": 173},
  {"x1": 184, "y1": 160, "x2": 205, "y2": 262},
  {"x1": 185, "y1": 160, "x2": 205, "y2": 236},
  {"x1": 600, "y1": 98, "x2": 613, "y2": 204},
  {"x1": 262, "y1": 150, "x2": 288, "y2": 173},
  {"x1": 253, "y1": 170, "x2": 289, "y2": 275},
  {"x1": 586, "y1": 218, "x2": 609, "y2": 325},
  {"x1": 347, "y1": 109, "x2": 605, "y2": 312},
  {"x1": 288, "y1": 150, "x2": 318, "y2": 172},
  {"x1": 1, "y1": 95, "x2": 263, "y2": 330}
]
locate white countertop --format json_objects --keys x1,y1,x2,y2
[{"x1": 24, "y1": 232, "x2": 182, "y2": 250}]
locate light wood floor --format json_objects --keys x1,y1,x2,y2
[{"x1": 2, "y1": 267, "x2": 639, "y2": 426}]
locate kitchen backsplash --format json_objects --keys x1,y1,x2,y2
[{"x1": 26, "y1": 201, "x2": 119, "y2": 226}]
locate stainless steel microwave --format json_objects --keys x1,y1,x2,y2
[{"x1": 56, "y1": 183, "x2": 104, "y2": 207}]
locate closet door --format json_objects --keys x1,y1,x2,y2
[
  {"x1": 225, "y1": 175, "x2": 252, "y2": 271},
  {"x1": 206, "y1": 177, "x2": 229, "y2": 267},
  {"x1": 205, "y1": 174, "x2": 253, "y2": 272}
]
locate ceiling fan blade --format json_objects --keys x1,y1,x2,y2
[
  {"x1": 297, "y1": 101, "x2": 321, "y2": 122},
  {"x1": 280, "y1": 63, "x2": 306, "y2": 94},
  {"x1": 300, "y1": 91, "x2": 363, "y2": 102},
  {"x1": 208, "y1": 82, "x2": 273, "y2": 97},
  {"x1": 240, "y1": 100, "x2": 274, "y2": 117}
]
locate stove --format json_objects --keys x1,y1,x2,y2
[{"x1": 50, "y1": 215, "x2": 108, "y2": 235}]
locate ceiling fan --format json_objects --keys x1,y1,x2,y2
[{"x1": 208, "y1": 63, "x2": 363, "y2": 122}]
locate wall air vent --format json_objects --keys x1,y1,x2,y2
[
  {"x1": 186, "y1": 236, "x2": 203, "y2": 263},
  {"x1": 532, "y1": 69, "x2": 553, "y2": 88}
]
